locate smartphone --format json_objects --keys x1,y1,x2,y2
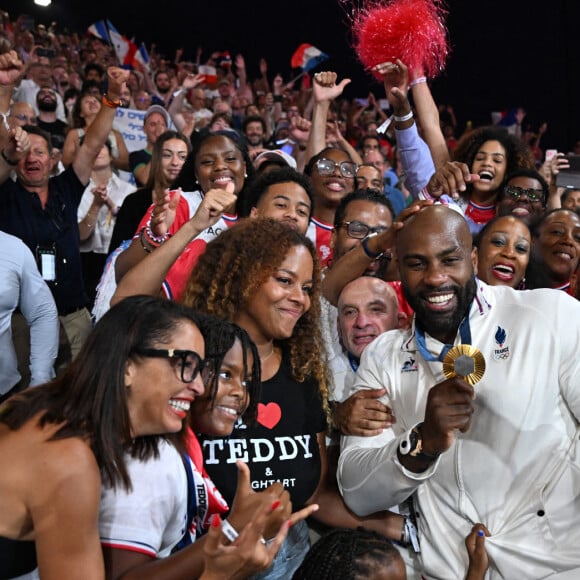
[{"x1": 555, "y1": 154, "x2": 580, "y2": 189}]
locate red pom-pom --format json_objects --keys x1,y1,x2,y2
[{"x1": 352, "y1": 0, "x2": 450, "y2": 80}]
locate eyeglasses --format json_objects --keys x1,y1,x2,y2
[
  {"x1": 504, "y1": 185, "x2": 544, "y2": 203},
  {"x1": 336, "y1": 220, "x2": 388, "y2": 239},
  {"x1": 315, "y1": 158, "x2": 357, "y2": 178},
  {"x1": 132, "y1": 348, "x2": 209, "y2": 384}
]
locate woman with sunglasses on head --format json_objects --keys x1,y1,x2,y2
[
  {"x1": 0, "y1": 296, "x2": 208, "y2": 579},
  {"x1": 100, "y1": 315, "x2": 309, "y2": 579}
]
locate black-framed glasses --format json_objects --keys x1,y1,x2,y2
[
  {"x1": 132, "y1": 348, "x2": 209, "y2": 384},
  {"x1": 504, "y1": 185, "x2": 544, "y2": 203},
  {"x1": 316, "y1": 158, "x2": 357, "y2": 178},
  {"x1": 336, "y1": 220, "x2": 388, "y2": 239}
]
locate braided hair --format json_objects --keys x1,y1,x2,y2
[
  {"x1": 194, "y1": 316, "x2": 261, "y2": 425},
  {"x1": 292, "y1": 527, "x2": 404, "y2": 580}
]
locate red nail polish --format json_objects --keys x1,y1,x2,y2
[
  {"x1": 271, "y1": 500, "x2": 281, "y2": 511},
  {"x1": 287, "y1": 520, "x2": 293, "y2": 529},
  {"x1": 211, "y1": 514, "x2": 221, "y2": 527}
]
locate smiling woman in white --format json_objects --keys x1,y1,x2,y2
[{"x1": 77, "y1": 142, "x2": 135, "y2": 304}]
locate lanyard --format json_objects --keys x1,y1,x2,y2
[
  {"x1": 414, "y1": 315, "x2": 472, "y2": 362},
  {"x1": 347, "y1": 352, "x2": 359, "y2": 373}
]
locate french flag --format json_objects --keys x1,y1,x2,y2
[
  {"x1": 107, "y1": 20, "x2": 138, "y2": 68},
  {"x1": 134, "y1": 43, "x2": 151, "y2": 73},
  {"x1": 87, "y1": 20, "x2": 110, "y2": 43},
  {"x1": 291, "y1": 43, "x2": 329, "y2": 72}
]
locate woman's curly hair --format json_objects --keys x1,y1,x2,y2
[{"x1": 181, "y1": 218, "x2": 330, "y2": 419}]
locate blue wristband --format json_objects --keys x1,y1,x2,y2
[{"x1": 361, "y1": 232, "x2": 384, "y2": 259}]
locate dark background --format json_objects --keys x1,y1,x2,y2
[{"x1": 7, "y1": 0, "x2": 580, "y2": 151}]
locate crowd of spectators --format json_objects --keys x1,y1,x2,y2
[{"x1": 1, "y1": 8, "x2": 580, "y2": 580}]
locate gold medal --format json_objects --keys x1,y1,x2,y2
[{"x1": 443, "y1": 345, "x2": 486, "y2": 386}]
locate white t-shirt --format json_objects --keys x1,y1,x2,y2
[{"x1": 99, "y1": 440, "x2": 188, "y2": 558}]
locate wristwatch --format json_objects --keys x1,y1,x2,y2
[{"x1": 398, "y1": 423, "x2": 440, "y2": 460}]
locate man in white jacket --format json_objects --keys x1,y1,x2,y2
[{"x1": 338, "y1": 204, "x2": 580, "y2": 579}]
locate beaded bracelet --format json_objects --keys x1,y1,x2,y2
[
  {"x1": 139, "y1": 228, "x2": 153, "y2": 254},
  {"x1": 144, "y1": 224, "x2": 170, "y2": 247}
]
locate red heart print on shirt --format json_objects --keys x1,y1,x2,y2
[{"x1": 257, "y1": 402, "x2": 282, "y2": 429}]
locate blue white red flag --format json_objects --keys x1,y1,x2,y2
[
  {"x1": 107, "y1": 21, "x2": 138, "y2": 68},
  {"x1": 134, "y1": 43, "x2": 151, "y2": 72},
  {"x1": 290, "y1": 43, "x2": 329, "y2": 72},
  {"x1": 87, "y1": 20, "x2": 110, "y2": 43}
]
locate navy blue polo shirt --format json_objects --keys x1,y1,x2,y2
[{"x1": 0, "y1": 166, "x2": 88, "y2": 314}]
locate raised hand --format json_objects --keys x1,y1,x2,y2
[
  {"x1": 362, "y1": 201, "x2": 431, "y2": 257},
  {"x1": 0, "y1": 50, "x2": 24, "y2": 86},
  {"x1": 426, "y1": 161, "x2": 480, "y2": 199},
  {"x1": 272, "y1": 74, "x2": 283, "y2": 95},
  {"x1": 227, "y1": 461, "x2": 291, "y2": 541},
  {"x1": 150, "y1": 187, "x2": 182, "y2": 237},
  {"x1": 106, "y1": 66, "x2": 130, "y2": 100},
  {"x1": 182, "y1": 73, "x2": 205, "y2": 90},
  {"x1": 90, "y1": 184, "x2": 109, "y2": 207},
  {"x1": 235, "y1": 54, "x2": 245, "y2": 70},
  {"x1": 289, "y1": 115, "x2": 311, "y2": 145},
  {"x1": 4, "y1": 126, "x2": 30, "y2": 163},
  {"x1": 259, "y1": 58, "x2": 268, "y2": 76},
  {"x1": 201, "y1": 501, "x2": 318, "y2": 580},
  {"x1": 189, "y1": 181, "x2": 237, "y2": 232},
  {"x1": 312, "y1": 71, "x2": 351, "y2": 104},
  {"x1": 373, "y1": 58, "x2": 409, "y2": 114}
]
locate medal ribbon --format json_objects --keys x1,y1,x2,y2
[
  {"x1": 414, "y1": 315, "x2": 472, "y2": 362},
  {"x1": 347, "y1": 352, "x2": 359, "y2": 373}
]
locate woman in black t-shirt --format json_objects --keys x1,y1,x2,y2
[{"x1": 183, "y1": 218, "x2": 403, "y2": 578}]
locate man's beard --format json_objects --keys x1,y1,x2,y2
[
  {"x1": 404, "y1": 275, "x2": 477, "y2": 342},
  {"x1": 157, "y1": 86, "x2": 170, "y2": 95},
  {"x1": 38, "y1": 100, "x2": 57, "y2": 112},
  {"x1": 247, "y1": 134, "x2": 263, "y2": 146}
]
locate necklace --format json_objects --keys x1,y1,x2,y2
[{"x1": 260, "y1": 344, "x2": 276, "y2": 362}]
